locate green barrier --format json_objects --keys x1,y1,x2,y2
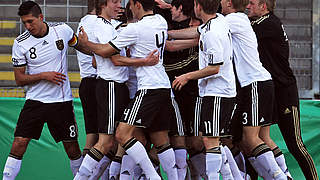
[{"x1": 0, "y1": 98, "x2": 319, "y2": 179}]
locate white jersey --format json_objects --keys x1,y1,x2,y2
[
  {"x1": 225, "y1": 12, "x2": 271, "y2": 87},
  {"x1": 76, "y1": 14, "x2": 97, "y2": 78},
  {"x1": 197, "y1": 13, "x2": 236, "y2": 97},
  {"x1": 110, "y1": 14, "x2": 171, "y2": 90},
  {"x1": 12, "y1": 23, "x2": 73, "y2": 103},
  {"x1": 93, "y1": 16, "x2": 128, "y2": 83}
]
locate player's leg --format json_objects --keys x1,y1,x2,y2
[
  {"x1": 79, "y1": 77, "x2": 99, "y2": 157},
  {"x1": 3, "y1": 100, "x2": 45, "y2": 180},
  {"x1": 169, "y1": 97, "x2": 187, "y2": 180},
  {"x1": 276, "y1": 84, "x2": 318, "y2": 180}
]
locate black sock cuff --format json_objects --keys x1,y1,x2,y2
[
  {"x1": 88, "y1": 148, "x2": 104, "y2": 162},
  {"x1": 156, "y1": 143, "x2": 172, "y2": 154},
  {"x1": 230, "y1": 146, "x2": 240, "y2": 157},
  {"x1": 272, "y1": 147, "x2": 283, "y2": 157},
  {"x1": 9, "y1": 153, "x2": 23, "y2": 160},
  {"x1": 206, "y1": 146, "x2": 221, "y2": 154},
  {"x1": 113, "y1": 156, "x2": 122, "y2": 163},
  {"x1": 82, "y1": 148, "x2": 90, "y2": 157},
  {"x1": 252, "y1": 143, "x2": 271, "y2": 157},
  {"x1": 123, "y1": 137, "x2": 137, "y2": 151},
  {"x1": 173, "y1": 146, "x2": 186, "y2": 150},
  {"x1": 70, "y1": 153, "x2": 82, "y2": 160}
]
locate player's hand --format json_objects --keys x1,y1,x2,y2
[
  {"x1": 172, "y1": 74, "x2": 190, "y2": 91},
  {"x1": 78, "y1": 26, "x2": 88, "y2": 46},
  {"x1": 41, "y1": 72, "x2": 66, "y2": 85},
  {"x1": 155, "y1": 0, "x2": 172, "y2": 9},
  {"x1": 143, "y1": 50, "x2": 159, "y2": 66}
]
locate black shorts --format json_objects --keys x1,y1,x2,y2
[
  {"x1": 120, "y1": 88, "x2": 175, "y2": 132},
  {"x1": 273, "y1": 83, "x2": 299, "y2": 123},
  {"x1": 79, "y1": 77, "x2": 98, "y2": 134},
  {"x1": 14, "y1": 100, "x2": 78, "y2": 143},
  {"x1": 96, "y1": 78, "x2": 130, "y2": 134},
  {"x1": 200, "y1": 96, "x2": 235, "y2": 137},
  {"x1": 173, "y1": 89, "x2": 199, "y2": 136},
  {"x1": 237, "y1": 80, "x2": 274, "y2": 127}
]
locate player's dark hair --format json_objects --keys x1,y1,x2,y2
[
  {"x1": 231, "y1": 0, "x2": 249, "y2": 12},
  {"x1": 132, "y1": 0, "x2": 155, "y2": 11},
  {"x1": 87, "y1": 0, "x2": 97, "y2": 14},
  {"x1": 194, "y1": 0, "x2": 220, "y2": 14},
  {"x1": 126, "y1": 2, "x2": 133, "y2": 22},
  {"x1": 171, "y1": 0, "x2": 194, "y2": 17},
  {"x1": 18, "y1": 1, "x2": 42, "y2": 17},
  {"x1": 95, "y1": 0, "x2": 107, "y2": 15}
]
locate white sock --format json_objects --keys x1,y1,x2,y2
[
  {"x1": 174, "y1": 149, "x2": 187, "y2": 180},
  {"x1": 255, "y1": 151, "x2": 287, "y2": 180},
  {"x1": 223, "y1": 146, "x2": 243, "y2": 180},
  {"x1": 74, "y1": 153, "x2": 100, "y2": 180},
  {"x1": 206, "y1": 147, "x2": 222, "y2": 180},
  {"x1": 248, "y1": 156, "x2": 269, "y2": 178},
  {"x1": 157, "y1": 147, "x2": 178, "y2": 180},
  {"x1": 88, "y1": 155, "x2": 111, "y2": 180},
  {"x1": 220, "y1": 145, "x2": 234, "y2": 180},
  {"x1": 133, "y1": 165, "x2": 144, "y2": 180},
  {"x1": 233, "y1": 152, "x2": 246, "y2": 173},
  {"x1": 190, "y1": 152, "x2": 207, "y2": 179},
  {"x1": 70, "y1": 156, "x2": 84, "y2": 177},
  {"x1": 100, "y1": 163, "x2": 110, "y2": 180},
  {"x1": 275, "y1": 154, "x2": 292, "y2": 177},
  {"x1": 3, "y1": 156, "x2": 22, "y2": 180},
  {"x1": 125, "y1": 139, "x2": 161, "y2": 180},
  {"x1": 109, "y1": 160, "x2": 121, "y2": 179},
  {"x1": 206, "y1": 153, "x2": 221, "y2": 179},
  {"x1": 119, "y1": 154, "x2": 136, "y2": 180}
]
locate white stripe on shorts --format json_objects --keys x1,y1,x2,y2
[
  {"x1": 108, "y1": 82, "x2": 115, "y2": 134},
  {"x1": 128, "y1": 89, "x2": 147, "y2": 125},
  {"x1": 194, "y1": 97, "x2": 202, "y2": 136},
  {"x1": 171, "y1": 97, "x2": 184, "y2": 136},
  {"x1": 251, "y1": 82, "x2": 259, "y2": 126}
]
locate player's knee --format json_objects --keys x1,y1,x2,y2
[
  {"x1": 10, "y1": 138, "x2": 30, "y2": 157},
  {"x1": 63, "y1": 141, "x2": 81, "y2": 159}
]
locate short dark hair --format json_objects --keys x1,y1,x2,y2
[
  {"x1": 18, "y1": 1, "x2": 42, "y2": 17},
  {"x1": 171, "y1": 0, "x2": 194, "y2": 17},
  {"x1": 95, "y1": 0, "x2": 107, "y2": 15},
  {"x1": 231, "y1": 0, "x2": 249, "y2": 12},
  {"x1": 132, "y1": 0, "x2": 155, "y2": 11},
  {"x1": 195, "y1": 0, "x2": 220, "y2": 14},
  {"x1": 87, "y1": 0, "x2": 97, "y2": 13}
]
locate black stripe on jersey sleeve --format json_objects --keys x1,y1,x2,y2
[
  {"x1": 197, "y1": 27, "x2": 201, "y2": 35},
  {"x1": 208, "y1": 62, "x2": 223, "y2": 66},
  {"x1": 13, "y1": 63, "x2": 27, "y2": 67},
  {"x1": 108, "y1": 41, "x2": 121, "y2": 52}
]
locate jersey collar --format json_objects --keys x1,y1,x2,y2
[
  {"x1": 201, "y1": 14, "x2": 218, "y2": 29},
  {"x1": 32, "y1": 22, "x2": 49, "y2": 38},
  {"x1": 140, "y1": 13, "x2": 154, "y2": 20}
]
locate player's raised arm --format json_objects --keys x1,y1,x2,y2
[
  {"x1": 77, "y1": 27, "x2": 117, "y2": 58},
  {"x1": 110, "y1": 50, "x2": 159, "y2": 66},
  {"x1": 165, "y1": 38, "x2": 199, "y2": 52},
  {"x1": 167, "y1": 26, "x2": 199, "y2": 39}
]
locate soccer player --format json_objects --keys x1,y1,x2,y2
[
  {"x1": 220, "y1": 0, "x2": 289, "y2": 179},
  {"x1": 2, "y1": 1, "x2": 83, "y2": 179},
  {"x1": 77, "y1": 0, "x2": 179, "y2": 179},
  {"x1": 163, "y1": 1, "x2": 207, "y2": 179},
  {"x1": 247, "y1": 0, "x2": 319, "y2": 179},
  {"x1": 171, "y1": 0, "x2": 237, "y2": 178},
  {"x1": 76, "y1": 0, "x2": 98, "y2": 161}
]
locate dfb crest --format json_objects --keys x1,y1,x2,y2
[{"x1": 55, "y1": 39, "x2": 64, "y2": 50}]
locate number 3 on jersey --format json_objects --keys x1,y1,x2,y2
[{"x1": 155, "y1": 31, "x2": 165, "y2": 60}]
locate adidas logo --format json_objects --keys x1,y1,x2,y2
[
  {"x1": 284, "y1": 108, "x2": 291, "y2": 114},
  {"x1": 260, "y1": 117, "x2": 265, "y2": 123},
  {"x1": 42, "y1": 40, "x2": 49, "y2": 46},
  {"x1": 136, "y1": 119, "x2": 142, "y2": 124}
]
